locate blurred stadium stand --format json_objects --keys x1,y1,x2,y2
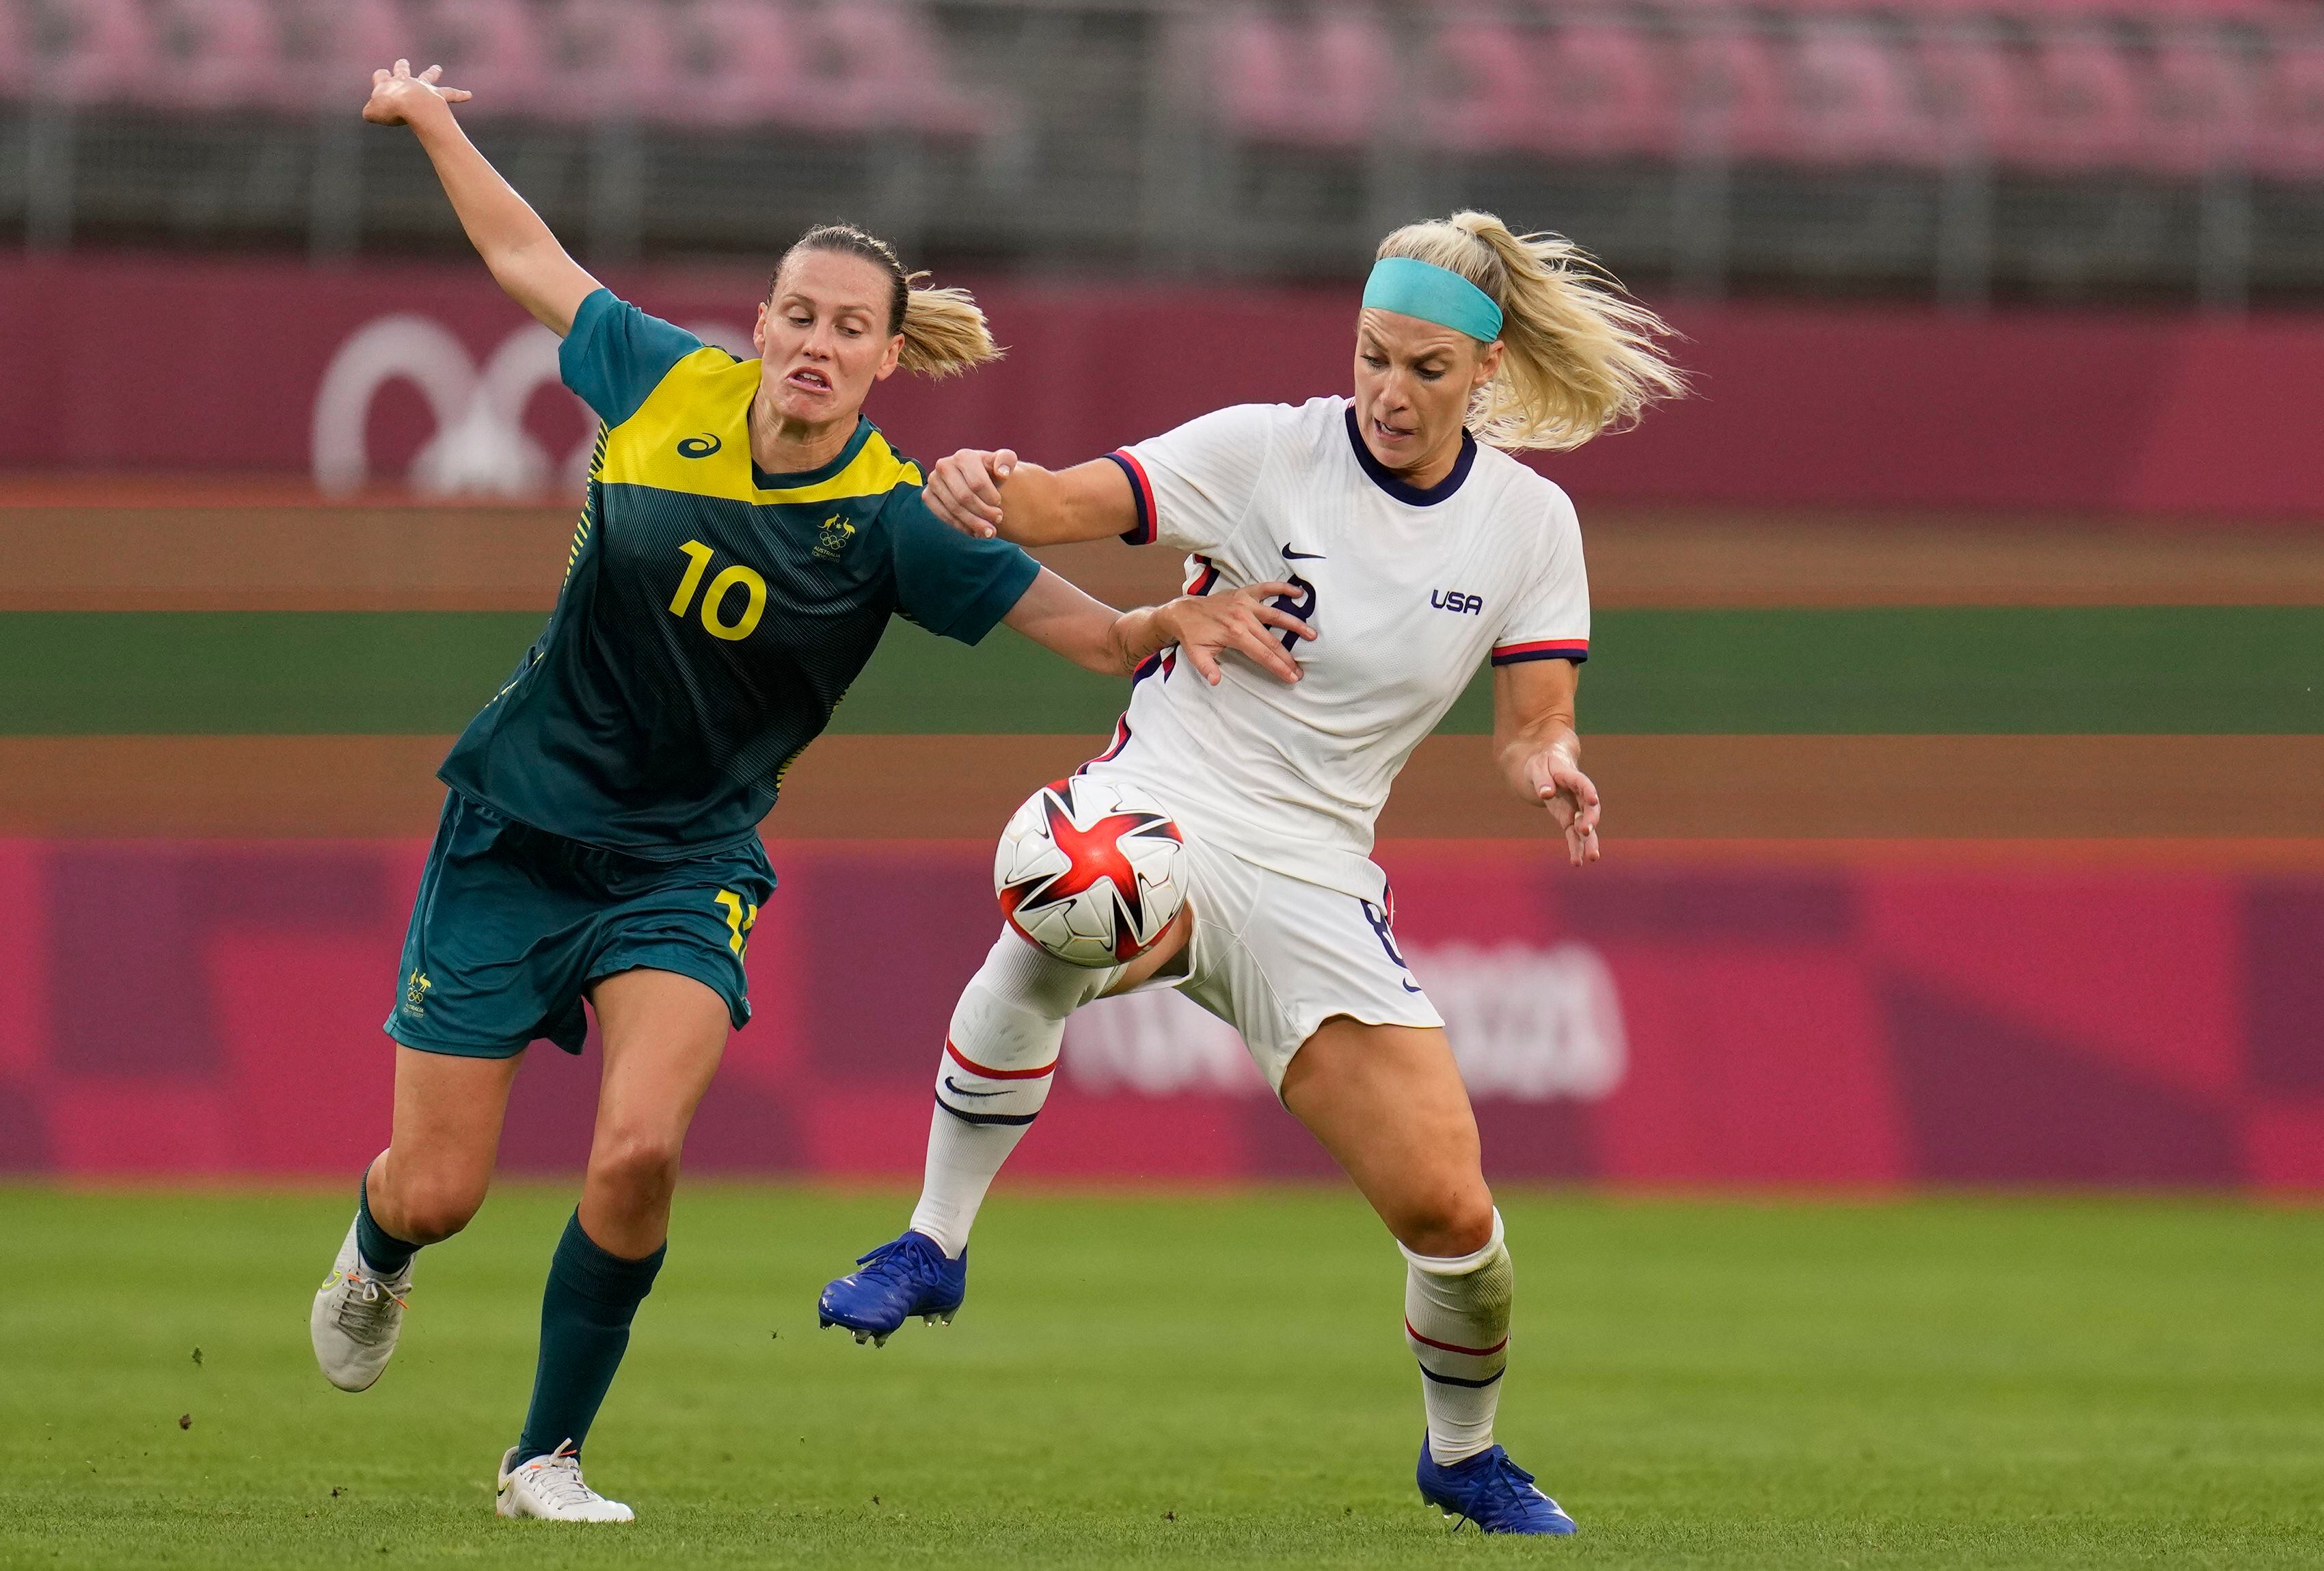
[{"x1": 1, "y1": 0, "x2": 2321, "y2": 305}]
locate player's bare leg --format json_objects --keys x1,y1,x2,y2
[
  {"x1": 819, "y1": 909, "x2": 1192, "y2": 1342},
  {"x1": 498, "y1": 967, "x2": 727, "y2": 1522},
  {"x1": 312, "y1": 1048, "x2": 520, "y2": 1393},
  {"x1": 1282, "y1": 1018, "x2": 1576, "y2": 1535}
]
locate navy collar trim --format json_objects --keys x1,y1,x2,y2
[
  {"x1": 1345, "y1": 404, "x2": 1476, "y2": 507},
  {"x1": 750, "y1": 414, "x2": 874, "y2": 491}
]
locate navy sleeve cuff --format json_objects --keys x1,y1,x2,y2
[{"x1": 1105, "y1": 451, "x2": 1156, "y2": 545}]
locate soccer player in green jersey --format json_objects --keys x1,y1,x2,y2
[{"x1": 310, "y1": 60, "x2": 1312, "y2": 1522}]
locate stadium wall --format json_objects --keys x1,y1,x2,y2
[
  {"x1": 1, "y1": 838, "x2": 2319, "y2": 1189},
  {"x1": 6, "y1": 255, "x2": 2324, "y2": 518}
]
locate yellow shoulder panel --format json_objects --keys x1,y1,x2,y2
[{"x1": 597, "y1": 350, "x2": 923, "y2": 502}]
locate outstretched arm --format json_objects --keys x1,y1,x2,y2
[
  {"x1": 923, "y1": 451, "x2": 1138, "y2": 546},
  {"x1": 361, "y1": 59, "x2": 599, "y2": 336},
  {"x1": 1002, "y1": 567, "x2": 1313, "y2": 682},
  {"x1": 1493, "y1": 657, "x2": 1602, "y2": 868}
]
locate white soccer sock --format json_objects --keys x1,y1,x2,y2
[
  {"x1": 1402, "y1": 1209, "x2": 1513, "y2": 1466},
  {"x1": 906, "y1": 930, "x2": 1116, "y2": 1258}
]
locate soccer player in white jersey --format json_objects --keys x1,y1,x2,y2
[{"x1": 818, "y1": 212, "x2": 1682, "y2": 1533}]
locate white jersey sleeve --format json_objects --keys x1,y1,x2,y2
[
  {"x1": 1489, "y1": 484, "x2": 1592, "y2": 667},
  {"x1": 1109, "y1": 403, "x2": 1284, "y2": 554}
]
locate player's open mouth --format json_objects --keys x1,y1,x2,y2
[
  {"x1": 787, "y1": 368, "x2": 833, "y2": 392},
  {"x1": 1371, "y1": 415, "x2": 1414, "y2": 442}
]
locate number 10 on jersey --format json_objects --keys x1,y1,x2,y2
[{"x1": 669, "y1": 539, "x2": 767, "y2": 642}]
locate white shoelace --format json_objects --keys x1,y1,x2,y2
[
  {"x1": 332, "y1": 1271, "x2": 405, "y2": 1343},
  {"x1": 521, "y1": 1442, "x2": 605, "y2": 1511}
]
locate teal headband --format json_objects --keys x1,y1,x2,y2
[{"x1": 1362, "y1": 256, "x2": 1504, "y2": 343}]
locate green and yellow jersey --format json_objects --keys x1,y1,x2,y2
[{"x1": 437, "y1": 288, "x2": 1039, "y2": 859}]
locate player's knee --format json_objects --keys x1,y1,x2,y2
[
  {"x1": 393, "y1": 1176, "x2": 487, "y2": 1244},
  {"x1": 1399, "y1": 1187, "x2": 1497, "y2": 1260},
  {"x1": 589, "y1": 1127, "x2": 684, "y2": 1205}
]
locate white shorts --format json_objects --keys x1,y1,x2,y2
[{"x1": 1155, "y1": 831, "x2": 1444, "y2": 1095}]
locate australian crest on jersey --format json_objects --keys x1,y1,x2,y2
[{"x1": 432, "y1": 289, "x2": 1038, "y2": 861}]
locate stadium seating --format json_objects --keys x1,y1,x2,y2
[
  {"x1": 1, "y1": 0, "x2": 985, "y2": 135},
  {"x1": 1214, "y1": 2, "x2": 2324, "y2": 181},
  {"x1": 1, "y1": 0, "x2": 2316, "y2": 180}
]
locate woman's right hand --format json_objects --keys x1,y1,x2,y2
[
  {"x1": 362, "y1": 59, "x2": 471, "y2": 127},
  {"x1": 922, "y1": 448, "x2": 1016, "y2": 538}
]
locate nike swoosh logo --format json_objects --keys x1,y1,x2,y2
[
  {"x1": 1402, "y1": 980, "x2": 1425, "y2": 994},
  {"x1": 941, "y1": 1076, "x2": 1009, "y2": 1099},
  {"x1": 1281, "y1": 544, "x2": 1325, "y2": 561}
]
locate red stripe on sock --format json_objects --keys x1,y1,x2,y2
[
  {"x1": 945, "y1": 1038, "x2": 1058, "y2": 1081},
  {"x1": 1405, "y1": 1319, "x2": 1509, "y2": 1358}
]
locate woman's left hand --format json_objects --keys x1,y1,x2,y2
[
  {"x1": 1150, "y1": 583, "x2": 1314, "y2": 686},
  {"x1": 1522, "y1": 748, "x2": 1602, "y2": 866}
]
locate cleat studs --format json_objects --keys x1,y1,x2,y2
[
  {"x1": 853, "y1": 1331, "x2": 870, "y2": 1344},
  {"x1": 874, "y1": 1333, "x2": 889, "y2": 1347}
]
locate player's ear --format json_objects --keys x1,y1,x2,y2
[
  {"x1": 873, "y1": 332, "x2": 903, "y2": 382},
  {"x1": 1474, "y1": 338, "x2": 1504, "y2": 392},
  {"x1": 751, "y1": 301, "x2": 770, "y2": 355}
]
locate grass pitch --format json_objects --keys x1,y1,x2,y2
[{"x1": 1, "y1": 1186, "x2": 2318, "y2": 1569}]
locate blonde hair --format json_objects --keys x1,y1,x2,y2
[
  {"x1": 1375, "y1": 211, "x2": 1684, "y2": 450},
  {"x1": 773, "y1": 223, "x2": 1003, "y2": 380}
]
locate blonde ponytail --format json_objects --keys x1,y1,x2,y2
[
  {"x1": 1375, "y1": 211, "x2": 1685, "y2": 451},
  {"x1": 896, "y1": 273, "x2": 1002, "y2": 379}
]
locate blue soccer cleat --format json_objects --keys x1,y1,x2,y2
[
  {"x1": 1416, "y1": 1436, "x2": 1580, "y2": 1535},
  {"x1": 817, "y1": 1231, "x2": 967, "y2": 1345}
]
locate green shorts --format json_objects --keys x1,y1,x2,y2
[{"x1": 386, "y1": 791, "x2": 776, "y2": 1060}]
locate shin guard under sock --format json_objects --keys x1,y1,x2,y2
[
  {"x1": 515, "y1": 1211, "x2": 665, "y2": 1463},
  {"x1": 907, "y1": 930, "x2": 1116, "y2": 1257},
  {"x1": 1402, "y1": 1209, "x2": 1513, "y2": 1465},
  {"x1": 355, "y1": 1166, "x2": 419, "y2": 1277}
]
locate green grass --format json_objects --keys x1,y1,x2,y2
[
  {"x1": 1, "y1": 1187, "x2": 2319, "y2": 1568},
  {"x1": 3, "y1": 608, "x2": 2319, "y2": 735}
]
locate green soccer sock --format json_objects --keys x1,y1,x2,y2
[
  {"x1": 514, "y1": 1211, "x2": 666, "y2": 1463},
  {"x1": 354, "y1": 1168, "x2": 418, "y2": 1277}
]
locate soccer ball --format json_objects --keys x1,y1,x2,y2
[{"x1": 995, "y1": 777, "x2": 1186, "y2": 967}]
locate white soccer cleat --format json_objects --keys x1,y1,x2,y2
[
  {"x1": 310, "y1": 1216, "x2": 410, "y2": 1393},
  {"x1": 495, "y1": 1442, "x2": 636, "y2": 1522}
]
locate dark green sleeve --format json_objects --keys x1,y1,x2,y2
[
  {"x1": 558, "y1": 289, "x2": 704, "y2": 427},
  {"x1": 885, "y1": 486, "x2": 1041, "y2": 645}
]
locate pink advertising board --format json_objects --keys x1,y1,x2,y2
[
  {"x1": 3, "y1": 838, "x2": 2316, "y2": 1189},
  {"x1": 5, "y1": 255, "x2": 2324, "y2": 518}
]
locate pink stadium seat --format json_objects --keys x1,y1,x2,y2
[
  {"x1": 2252, "y1": 36, "x2": 2324, "y2": 181},
  {"x1": 1427, "y1": 14, "x2": 1541, "y2": 155},
  {"x1": 323, "y1": 0, "x2": 415, "y2": 103},
  {"x1": 528, "y1": 0, "x2": 685, "y2": 127},
  {"x1": 1915, "y1": 26, "x2": 2034, "y2": 165},
  {"x1": 2139, "y1": 25, "x2": 2255, "y2": 176},
  {"x1": 1676, "y1": 23, "x2": 1792, "y2": 162},
  {"x1": 1530, "y1": 17, "x2": 1676, "y2": 161},
  {"x1": 395, "y1": 0, "x2": 550, "y2": 122},
  {"x1": 2008, "y1": 24, "x2": 2144, "y2": 170},
  {"x1": 671, "y1": 0, "x2": 813, "y2": 130},
  {"x1": 800, "y1": 1, "x2": 986, "y2": 137},
  {"x1": 0, "y1": 1, "x2": 31, "y2": 99},
  {"x1": 44, "y1": 0, "x2": 159, "y2": 107},
  {"x1": 142, "y1": 0, "x2": 290, "y2": 114},
  {"x1": 1783, "y1": 18, "x2": 1945, "y2": 167},
  {"x1": 1215, "y1": 10, "x2": 1388, "y2": 149}
]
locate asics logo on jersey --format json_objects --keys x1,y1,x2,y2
[
  {"x1": 1431, "y1": 589, "x2": 1485, "y2": 615},
  {"x1": 676, "y1": 433, "x2": 722, "y2": 458},
  {"x1": 1280, "y1": 543, "x2": 1326, "y2": 561}
]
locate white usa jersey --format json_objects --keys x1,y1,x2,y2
[{"x1": 1079, "y1": 395, "x2": 1589, "y2": 900}]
